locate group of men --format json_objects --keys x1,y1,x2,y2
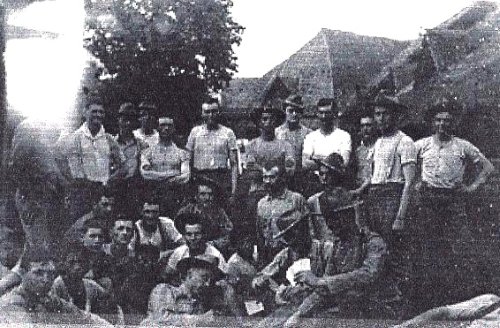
[{"x1": 0, "y1": 91, "x2": 496, "y2": 327}]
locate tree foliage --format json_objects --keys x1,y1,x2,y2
[{"x1": 83, "y1": 0, "x2": 244, "y2": 132}]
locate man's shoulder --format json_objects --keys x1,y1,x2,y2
[
  {"x1": 305, "y1": 129, "x2": 321, "y2": 140},
  {"x1": 151, "y1": 283, "x2": 177, "y2": 296},
  {"x1": 334, "y1": 128, "x2": 351, "y2": 139},
  {"x1": 397, "y1": 130, "x2": 414, "y2": 143},
  {"x1": 0, "y1": 288, "x2": 27, "y2": 308},
  {"x1": 217, "y1": 124, "x2": 235, "y2": 135},
  {"x1": 286, "y1": 189, "x2": 306, "y2": 202},
  {"x1": 415, "y1": 136, "x2": 433, "y2": 148},
  {"x1": 307, "y1": 191, "x2": 323, "y2": 204}
]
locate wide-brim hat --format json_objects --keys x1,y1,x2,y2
[
  {"x1": 273, "y1": 211, "x2": 309, "y2": 240},
  {"x1": 250, "y1": 105, "x2": 285, "y2": 125},
  {"x1": 176, "y1": 254, "x2": 224, "y2": 281},
  {"x1": 424, "y1": 99, "x2": 462, "y2": 122},
  {"x1": 369, "y1": 93, "x2": 407, "y2": 113},
  {"x1": 283, "y1": 94, "x2": 305, "y2": 111}
]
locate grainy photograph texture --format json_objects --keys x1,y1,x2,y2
[{"x1": 0, "y1": 0, "x2": 499, "y2": 327}]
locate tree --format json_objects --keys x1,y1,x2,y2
[{"x1": 84, "y1": 0, "x2": 244, "y2": 133}]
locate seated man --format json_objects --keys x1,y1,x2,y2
[
  {"x1": 52, "y1": 245, "x2": 122, "y2": 325},
  {"x1": 65, "y1": 190, "x2": 116, "y2": 245},
  {"x1": 143, "y1": 254, "x2": 242, "y2": 325},
  {"x1": 134, "y1": 201, "x2": 184, "y2": 259},
  {"x1": 162, "y1": 212, "x2": 226, "y2": 278},
  {"x1": 0, "y1": 247, "x2": 111, "y2": 326},
  {"x1": 177, "y1": 177, "x2": 233, "y2": 257},
  {"x1": 253, "y1": 153, "x2": 400, "y2": 327},
  {"x1": 393, "y1": 294, "x2": 500, "y2": 328}
]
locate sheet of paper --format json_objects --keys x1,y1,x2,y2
[
  {"x1": 244, "y1": 300, "x2": 264, "y2": 315},
  {"x1": 286, "y1": 258, "x2": 311, "y2": 286}
]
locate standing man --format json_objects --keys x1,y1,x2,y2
[
  {"x1": 367, "y1": 93, "x2": 417, "y2": 299},
  {"x1": 113, "y1": 102, "x2": 149, "y2": 216},
  {"x1": 186, "y1": 97, "x2": 238, "y2": 203},
  {"x1": 413, "y1": 102, "x2": 494, "y2": 310},
  {"x1": 275, "y1": 94, "x2": 312, "y2": 193},
  {"x1": 256, "y1": 159, "x2": 308, "y2": 266},
  {"x1": 302, "y1": 98, "x2": 352, "y2": 168},
  {"x1": 141, "y1": 116, "x2": 190, "y2": 216},
  {"x1": 133, "y1": 102, "x2": 159, "y2": 147},
  {"x1": 56, "y1": 98, "x2": 125, "y2": 221},
  {"x1": 352, "y1": 114, "x2": 377, "y2": 195}
]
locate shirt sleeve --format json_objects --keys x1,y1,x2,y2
[
  {"x1": 444, "y1": 294, "x2": 500, "y2": 321},
  {"x1": 284, "y1": 141, "x2": 296, "y2": 173},
  {"x1": 162, "y1": 218, "x2": 183, "y2": 243},
  {"x1": 259, "y1": 248, "x2": 292, "y2": 278},
  {"x1": 462, "y1": 140, "x2": 483, "y2": 164},
  {"x1": 302, "y1": 133, "x2": 314, "y2": 169},
  {"x1": 339, "y1": 132, "x2": 352, "y2": 165},
  {"x1": 398, "y1": 136, "x2": 417, "y2": 166}
]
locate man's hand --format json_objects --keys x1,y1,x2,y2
[
  {"x1": 392, "y1": 218, "x2": 405, "y2": 231},
  {"x1": 294, "y1": 271, "x2": 319, "y2": 287},
  {"x1": 283, "y1": 314, "x2": 300, "y2": 328},
  {"x1": 251, "y1": 275, "x2": 269, "y2": 289}
]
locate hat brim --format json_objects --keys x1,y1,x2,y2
[
  {"x1": 284, "y1": 100, "x2": 305, "y2": 109},
  {"x1": 176, "y1": 257, "x2": 224, "y2": 281}
]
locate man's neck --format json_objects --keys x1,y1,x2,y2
[
  {"x1": 381, "y1": 126, "x2": 398, "y2": 137},
  {"x1": 118, "y1": 133, "x2": 134, "y2": 143},
  {"x1": 286, "y1": 121, "x2": 300, "y2": 131},
  {"x1": 142, "y1": 221, "x2": 158, "y2": 233},
  {"x1": 159, "y1": 138, "x2": 173, "y2": 147},
  {"x1": 319, "y1": 125, "x2": 334, "y2": 135},
  {"x1": 88, "y1": 124, "x2": 101, "y2": 137},
  {"x1": 111, "y1": 243, "x2": 129, "y2": 257},
  {"x1": 261, "y1": 131, "x2": 275, "y2": 141},
  {"x1": 435, "y1": 133, "x2": 452, "y2": 142},
  {"x1": 205, "y1": 123, "x2": 219, "y2": 131},
  {"x1": 269, "y1": 186, "x2": 286, "y2": 199},
  {"x1": 189, "y1": 244, "x2": 207, "y2": 256},
  {"x1": 142, "y1": 127, "x2": 155, "y2": 136},
  {"x1": 361, "y1": 136, "x2": 376, "y2": 147}
]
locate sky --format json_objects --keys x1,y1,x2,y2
[{"x1": 231, "y1": 0, "x2": 479, "y2": 77}]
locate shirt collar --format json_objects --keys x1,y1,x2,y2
[
  {"x1": 79, "y1": 122, "x2": 106, "y2": 140},
  {"x1": 266, "y1": 188, "x2": 289, "y2": 201}
]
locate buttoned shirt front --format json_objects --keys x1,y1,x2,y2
[
  {"x1": 275, "y1": 123, "x2": 312, "y2": 170},
  {"x1": 141, "y1": 142, "x2": 190, "y2": 181},
  {"x1": 302, "y1": 128, "x2": 352, "y2": 167},
  {"x1": 415, "y1": 135, "x2": 483, "y2": 189},
  {"x1": 257, "y1": 189, "x2": 309, "y2": 256},
  {"x1": 186, "y1": 124, "x2": 237, "y2": 170},
  {"x1": 64, "y1": 122, "x2": 124, "y2": 183},
  {"x1": 371, "y1": 130, "x2": 417, "y2": 185}
]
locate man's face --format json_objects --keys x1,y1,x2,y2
[
  {"x1": 317, "y1": 166, "x2": 331, "y2": 186},
  {"x1": 23, "y1": 261, "x2": 57, "y2": 297},
  {"x1": 196, "y1": 185, "x2": 214, "y2": 206},
  {"x1": 139, "y1": 110, "x2": 156, "y2": 131},
  {"x1": 111, "y1": 220, "x2": 134, "y2": 245},
  {"x1": 85, "y1": 104, "x2": 105, "y2": 129},
  {"x1": 201, "y1": 103, "x2": 220, "y2": 127},
  {"x1": 142, "y1": 204, "x2": 160, "y2": 226},
  {"x1": 118, "y1": 116, "x2": 134, "y2": 135},
  {"x1": 317, "y1": 105, "x2": 334, "y2": 129},
  {"x1": 185, "y1": 267, "x2": 214, "y2": 297},
  {"x1": 158, "y1": 118, "x2": 175, "y2": 139},
  {"x1": 262, "y1": 166, "x2": 281, "y2": 193},
  {"x1": 374, "y1": 106, "x2": 396, "y2": 133},
  {"x1": 83, "y1": 227, "x2": 104, "y2": 251},
  {"x1": 95, "y1": 196, "x2": 115, "y2": 220},
  {"x1": 285, "y1": 106, "x2": 302, "y2": 125},
  {"x1": 433, "y1": 112, "x2": 453, "y2": 136},
  {"x1": 63, "y1": 254, "x2": 89, "y2": 281},
  {"x1": 360, "y1": 117, "x2": 374, "y2": 140},
  {"x1": 260, "y1": 113, "x2": 275, "y2": 133},
  {"x1": 184, "y1": 224, "x2": 204, "y2": 251}
]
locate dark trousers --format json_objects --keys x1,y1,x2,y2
[
  {"x1": 366, "y1": 184, "x2": 412, "y2": 298},
  {"x1": 412, "y1": 184, "x2": 470, "y2": 310}
]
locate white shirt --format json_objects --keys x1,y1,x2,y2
[
  {"x1": 167, "y1": 244, "x2": 227, "y2": 273},
  {"x1": 302, "y1": 128, "x2": 352, "y2": 167},
  {"x1": 135, "y1": 217, "x2": 183, "y2": 250}
]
